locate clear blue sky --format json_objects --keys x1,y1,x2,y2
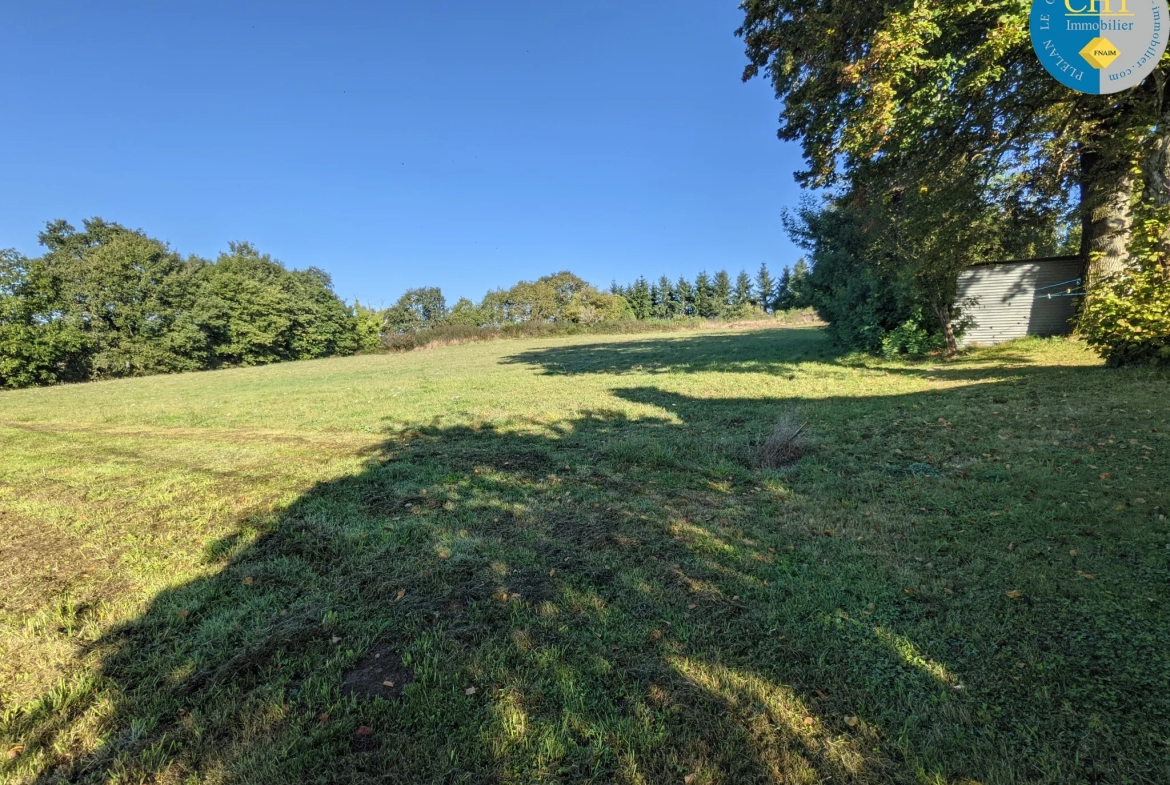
[{"x1": 1, "y1": 1, "x2": 807, "y2": 305}]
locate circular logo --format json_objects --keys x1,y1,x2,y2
[{"x1": 1030, "y1": 0, "x2": 1168, "y2": 94}]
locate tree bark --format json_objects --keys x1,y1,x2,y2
[
  {"x1": 938, "y1": 305, "x2": 958, "y2": 357},
  {"x1": 1080, "y1": 148, "x2": 1134, "y2": 287},
  {"x1": 1145, "y1": 86, "x2": 1170, "y2": 278}
]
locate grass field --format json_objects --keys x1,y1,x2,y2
[{"x1": 1, "y1": 324, "x2": 1168, "y2": 784}]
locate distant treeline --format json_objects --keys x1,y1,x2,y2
[
  {"x1": 1, "y1": 220, "x2": 358, "y2": 389},
  {"x1": 1, "y1": 218, "x2": 809, "y2": 388},
  {"x1": 609, "y1": 261, "x2": 809, "y2": 320}
]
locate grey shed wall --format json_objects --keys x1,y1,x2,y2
[{"x1": 955, "y1": 258, "x2": 1083, "y2": 346}]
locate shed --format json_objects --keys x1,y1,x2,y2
[{"x1": 955, "y1": 256, "x2": 1083, "y2": 346}]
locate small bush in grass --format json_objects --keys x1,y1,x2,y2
[
  {"x1": 757, "y1": 417, "x2": 810, "y2": 468},
  {"x1": 881, "y1": 312, "x2": 946, "y2": 359}
]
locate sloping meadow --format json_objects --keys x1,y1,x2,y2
[{"x1": 1, "y1": 325, "x2": 1167, "y2": 784}]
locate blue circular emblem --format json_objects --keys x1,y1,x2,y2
[{"x1": 1031, "y1": 0, "x2": 1168, "y2": 94}]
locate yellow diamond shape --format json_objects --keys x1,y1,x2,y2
[{"x1": 1080, "y1": 37, "x2": 1120, "y2": 69}]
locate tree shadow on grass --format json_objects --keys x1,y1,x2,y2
[
  {"x1": 503, "y1": 327, "x2": 839, "y2": 377},
  {"x1": 6, "y1": 377, "x2": 1170, "y2": 783},
  {"x1": 503, "y1": 328, "x2": 1103, "y2": 392}
]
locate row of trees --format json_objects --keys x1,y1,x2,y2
[
  {"x1": 612, "y1": 262, "x2": 810, "y2": 320},
  {"x1": 1, "y1": 219, "x2": 357, "y2": 388},
  {"x1": 367, "y1": 264, "x2": 812, "y2": 338},
  {"x1": 738, "y1": 0, "x2": 1170, "y2": 363},
  {"x1": 370, "y1": 271, "x2": 636, "y2": 336},
  {"x1": 4, "y1": 219, "x2": 804, "y2": 388}
]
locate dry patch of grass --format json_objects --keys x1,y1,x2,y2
[{"x1": 756, "y1": 416, "x2": 811, "y2": 468}]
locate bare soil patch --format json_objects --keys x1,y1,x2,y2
[{"x1": 341, "y1": 642, "x2": 414, "y2": 703}]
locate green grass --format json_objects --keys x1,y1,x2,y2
[{"x1": 1, "y1": 324, "x2": 1167, "y2": 784}]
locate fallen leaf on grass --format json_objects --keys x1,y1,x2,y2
[
  {"x1": 1005, "y1": 590, "x2": 1023, "y2": 599},
  {"x1": 803, "y1": 716, "x2": 815, "y2": 726},
  {"x1": 1077, "y1": 570, "x2": 1095, "y2": 580},
  {"x1": 845, "y1": 716, "x2": 859, "y2": 728},
  {"x1": 465, "y1": 687, "x2": 477, "y2": 696},
  {"x1": 1100, "y1": 472, "x2": 1111, "y2": 480},
  {"x1": 356, "y1": 726, "x2": 373, "y2": 736},
  {"x1": 815, "y1": 690, "x2": 829, "y2": 699},
  {"x1": 382, "y1": 680, "x2": 394, "y2": 688},
  {"x1": 7, "y1": 745, "x2": 24, "y2": 759},
  {"x1": 396, "y1": 589, "x2": 406, "y2": 600},
  {"x1": 242, "y1": 576, "x2": 254, "y2": 585},
  {"x1": 684, "y1": 775, "x2": 697, "y2": 784},
  {"x1": 903, "y1": 588, "x2": 916, "y2": 596}
]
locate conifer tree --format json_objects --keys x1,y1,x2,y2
[
  {"x1": 732, "y1": 270, "x2": 754, "y2": 309},
  {"x1": 755, "y1": 262, "x2": 775, "y2": 313}
]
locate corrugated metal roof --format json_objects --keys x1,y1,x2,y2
[
  {"x1": 956, "y1": 258, "x2": 1083, "y2": 346},
  {"x1": 966, "y1": 254, "x2": 1082, "y2": 268}
]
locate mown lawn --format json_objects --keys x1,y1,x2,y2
[{"x1": 1, "y1": 324, "x2": 1167, "y2": 784}]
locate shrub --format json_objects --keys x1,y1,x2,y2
[
  {"x1": 881, "y1": 313, "x2": 946, "y2": 359},
  {"x1": 1081, "y1": 214, "x2": 1170, "y2": 366}
]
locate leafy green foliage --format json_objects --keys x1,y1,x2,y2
[
  {"x1": 191, "y1": 242, "x2": 356, "y2": 366},
  {"x1": 383, "y1": 287, "x2": 448, "y2": 334},
  {"x1": 1, "y1": 221, "x2": 358, "y2": 387},
  {"x1": 1082, "y1": 213, "x2": 1170, "y2": 366},
  {"x1": 737, "y1": 0, "x2": 1140, "y2": 356},
  {"x1": 0, "y1": 250, "x2": 89, "y2": 388},
  {"x1": 881, "y1": 313, "x2": 946, "y2": 359},
  {"x1": 788, "y1": 199, "x2": 913, "y2": 352},
  {"x1": 354, "y1": 302, "x2": 385, "y2": 353}
]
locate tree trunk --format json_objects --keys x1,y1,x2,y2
[
  {"x1": 1145, "y1": 88, "x2": 1170, "y2": 278},
  {"x1": 938, "y1": 305, "x2": 958, "y2": 357},
  {"x1": 1080, "y1": 148, "x2": 1134, "y2": 287}
]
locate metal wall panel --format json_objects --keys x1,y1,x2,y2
[{"x1": 956, "y1": 259, "x2": 1083, "y2": 346}]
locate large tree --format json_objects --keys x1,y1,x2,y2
[
  {"x1": 737, "y1": 0, "x2": 1165, "y2": 285},
  {"x1": 38, "y1": 219, "x2": 211, "y2": 376},
  {"x1": 0, "y1": 249, "x2": 89, "y2": 387}
]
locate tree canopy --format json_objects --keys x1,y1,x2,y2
[
  {"x1": 0, "y1": 220, "x2": 358, "y2": 388},
  {"x1": 739, "y1": 0, "x2": 1170, "y2": 356}
]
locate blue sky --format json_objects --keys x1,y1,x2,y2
[{"x1": 1, "y1": 1, "x2": 807, "y2": 305}]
